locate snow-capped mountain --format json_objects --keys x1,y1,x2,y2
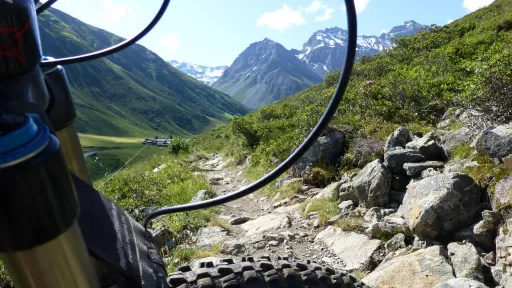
[
  {"x1": 294, "y1": 20, "x2": 427, "y2": 77},
  {"x1": 168, "y1": 60, "x2": 228, "y2": 86}
]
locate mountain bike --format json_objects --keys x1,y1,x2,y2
[{"x1": 0, "y1": 0, "x2": 360, "y2": 287}]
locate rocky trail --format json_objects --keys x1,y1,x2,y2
[{"x1": 191, "y1": 154, "x2": 352, "y2": 271}]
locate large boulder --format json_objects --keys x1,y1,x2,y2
[
  {"x1": 241, "y1": 213, "x2": 291, "y2": 236},
  {"x1": 365, "y1": 216, "x2": 413, "y2": 238},
  {"x1": 384, "y1": 148, "x2": 426, "y2": 174},
  {"x1": 362, "y1": 246, "x2": 455, "y2": 288},
  {"x1": 454, "y1": 210, "x2": 501, "y2": 252},
  {"x1": 475, "y1": 123, "x2": 512, "y2": 160},
  {"x1": 313, "y1": 180, "x2": 343, "y2": 201},
  {"x1": 290, "y1": 131, "x2": 345, "y2": 177},
  {"x1": 398, "y1": 173, "x2": 481, "y2": 240},
  {"x1": 194, "y1": 226, "x2": 228, "y2": 249},
  {"x1": 495, "y1": 219, "x2": 512, "y2": 271},
  {"x1": 441, "y1": 127, "x2": 474, "y2": 157},
  {"x1": 447, "y1": 242, "x2": 484, "y2": 282},
  {"x1": 315, "y1": 226, "x2": 382, "y2": 271},
  {"x1": 405, "y1": 132, "x2": 447, "y2": 161},
  {"x1": 403, "y1": 161, "x2": 445, "y2": 177},
  {"x1": 385, "y1": 127, "x2": 413, "y2": 152},
  {"x1": 352, "y1": 160, "x2": 392, "y2": 208},
  {"x1": 492, "y1": 175, "x2": 512, "y2": 210},
  {"x1": 437, "y1": 108, "x2": 487, "y2": 130},
  {"x1": 364, "y1": 207, "x2": 396, "y2": 223},
  {"x1": 339, "y1": 182, "x2": 359, "y2": 203},
  {"x1": 433, "y1": 278, "x2": 488, "y2": 288}
]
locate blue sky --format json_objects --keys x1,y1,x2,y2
[{"x1": 45, "y1": 0, "x2": 495, "y2": 66}]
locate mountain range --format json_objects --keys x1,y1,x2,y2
[
  {"x1": 168, "y1": 60, "x2": 228, "y2": 86},
  {"x1": 173, "y1": 20, "x2": 427, "y2": 109},
  {"x1": 38, "y1": 8, "x2": 248, "y2": 137}
]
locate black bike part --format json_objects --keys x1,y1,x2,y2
[
  {"x1": 142, "y1": 0, "x2": 358, "y2": 229},
  {"x1": 0, "y1": 0, "x2": 43, "y2": 79},
  {"x1": 40, "y1": 0, "x2": 171, "y2": 67},
  {"x1": 0, "y1": 133, "x2": 78, "y2": 251},
  {"x1": 36, "y1": 0, "x2": 58, "y2": 15},
  {"x1": 72, "y1": 175, "x2": 168, "y2": 287},
  {"x1": 43, "y1": 64, "x2": 77, "y2": 131},
  {"x1": 168, "y1": 256, "x2": 369, "y2": 288}
]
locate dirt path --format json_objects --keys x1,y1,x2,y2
[{"x1": 191, "y1": 154, "x2": 348, "y2": 270}]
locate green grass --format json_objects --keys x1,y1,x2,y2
[
  {"x1": 165, "y1": 242, "x2": 223, "y2": 273},
  {"x1": 334, "y1": 217, "x2": 365, "y2": 233},
  {"x1": 452, "y1": 144, "x2": 474, "y2": 160},
  {"x1": 300, "y1": 199, "x2": 340, "y2": 226}
]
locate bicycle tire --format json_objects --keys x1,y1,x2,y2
[{"x1": 167, "y1": 255, "x2": 369, "y2": 288}]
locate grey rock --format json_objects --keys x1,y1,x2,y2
[
  {"x1": 195, "y1": 226, "x2": 228, "y2": 249},
  {"x1": 381, "y1": 246, "x2": 414, "y2": 264},
  {"x1": 475, "y1": 123, "x2": 512, "y2": 160},
  {"x1": 454, "y1": 210, "x2": 501, "y2": 252},
  {"x1": 403, "y1": 161, "x2": 445, "y2": 177},
  {"x1": 391, "y1": 172, "x2": 412, "y2": 192},
  {"x1": 364, "y1": 207, "x2": 396, "y2": 223},
  {"x1": 385, "y1": 127, "x2": 413, "y2": 151},
  {"x1": 405, "y1": 132, "x2": 447, "y2": 161},
  {"x1": 339, "y1": 200, "x2": 355, "y2": 211},
  {"x1": 398, "y1": 173, "x2": 481, "y2": 240},
  {"x1": 362, "y1": 246, "x2": 454, "y2": 288},
  {"x1": 385, "y1": 233, "x2": 407, "y2": 252},
  {"x1": 326, "y1": 214, "x2": 343, "y2": 226},
  {"x1": 492, "y1": 175, "x2": 512, "y2": 211},
  {"x1": 447, "y1": 242, "x2": 484, "y2": 282},
  {"x1": 483, "y1": 251, "x2": 496, "y2": 265},
  {"x1": 272, "y1": 198, "x2": 289, "y2": 208},
  {"x1": 390, "y1": 191, "x2": 406, "y2": 204},
  {"x1": 339, "y1": 182, "x2": 358, "y2": 203},
  {"x1": 280, "y1": 231, "x2": 296, "y2": 241},
  {"x1": 229, "y1": 216, "x2": 252, "y2": 225},
  {"x1": 434, "y1": 278, "x2": 488, "y2": 288},
  {"x1": 241, "y1": 213, "x2": 291, "y2": 236},
  {"x1": 441, "y1": 127, "x2": 474, "y2": 156},
  {"x1": 352, "y1": 160, "x2": 392, "y2": 208},
  {"x1": 275, "y1": 178, "x2": 302, "y2": 189},
  {"x1": 291, "y1": 131, "x2": 345, "y2": 177},
  {"x1": 491, "y1": 267, "x2": 503, "y2": 286},
  {"x1": 268, "y1": 240, "x2": 280, "y2": 247},
  {"x1": 264, "y1": 234, "x2": 285, "y2": 243},
  {"x1": 421, "y1": 167, "x2": 442, "y2": 179},
  {"x1": 385, "y1": 148, "x2": 426, "y2": 175},
  {"x1": 315, "y1": 226, "x2": 382, "y2": 271},
  {"x1": 495, "y1": 219, "x2": 512, "y2": 271},
  {"x1": 365, "y1": 216, "x2": 412, "y2": 238},
  {"x1": 412, "y1": 236, "x2": 442, "y2": 251},
  {"x1": 191, "y1": 190, "x2": 215, "y2": 203},
  {"x1": 314, "y1": 181, "x2": 343, "y2": 201},
  {"x1": 220, "y1": 241, "x2": 245, "y2": 255}
]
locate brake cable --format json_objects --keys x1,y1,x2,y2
[
  {"x1": 39, "y1": 0, "x2": 171, "y2": 67},
  {"x1": 143, "y1": 0, "x2": 358, "y2": 229}
]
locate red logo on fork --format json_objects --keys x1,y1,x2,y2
[{"x1": 0, "y1": 20, "x2": 32, "y2": 63}]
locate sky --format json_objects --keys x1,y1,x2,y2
[{"x1": 43, "y1": 0, "x2": 496, "y2": 66}]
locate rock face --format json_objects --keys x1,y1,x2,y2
[
  {"x1": 495, "y1": 219, "x2": 512, "y2": 272},
  {"x1": 403, "y1": 161, "x2": 445, "y2": 177},
  {"x1": 220, "y1": 241, "x2": 245, "y2": 255},
  {"x1": 447, "y1": 242, "x2": 484, "y2": 282},
  {"x1": 475, "y1": 124, "x2": 512, "y2": 160},
  {"x1": 195, "y1": 226, "x2": 228, "y2": 248},
  {"x1": 398, "y1": 173, "x2": 481, "y2": 240},
  {"x1": 433, "y1": 278, "x2": 488, "y2": 288},
  {"x1": 339, "y1": 182, "x2": 359, "y2": 203},
  {"x1": 315, "y1": 226, "x2": 382, "y2": 271},
  {"x1": 441, "y1": 127, "x2": 473, "y2": 156},
  {"x1": 241, "y1": 213, "x2": 291, "y2": 236},
  {"x1": 454, "y1": 210, "x2": 501, "y2": 252},
  {"x1": 391, "y1": 173, "x2": 411, "y2": 192},
  {"x1": 365, "y1": 216, "x2": 412, "y2": 238},
  {"x1": 291, "y1": 131, "x2": 345, "y2": 177},
  {"x1": 385, "y1": 127, "x2": 412, "y2": 151},
  {"x1": 405, "y1": 132, "x2": 447, "y2": 161},
  {"x1": 492, "y1": 175, "x2": 512, "y2": 210},
  {"x1": 352, "y1": 160, "x2": 392, "y2": 208},
  {"x1": 385, "y1": 233, "x2": 407, "y2": 252},
  {"x1": 314, "y1": 180, "x2": 343, "y2": 200},
  {"x1": 364, "y1": 207, "x2": 396, "y2": 223},
  {"x1": 362, "y1": 246, "x2": 455, "y2": 288},
  {"x1": 191, "y1": 190, "x2": 215, "y2": 203},
  {"x1": 384, "y1": 148, "x2": 426, "y2": 174}
]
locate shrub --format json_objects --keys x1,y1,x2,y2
[
  {"x1": 303, "y1": 167, "x2": 336, "y2": 187},
  {"x1": 168, "y1": 137, "x2": 190, "y2": 155}
]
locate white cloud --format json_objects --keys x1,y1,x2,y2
[
  {"x1": 355, "y1": 0, "x2": 370, "y2": 13},
  {"x1": 305, "y1": 1, "x2": 326, "y2": 13},
  {"x1": 257, "y1": 5, "x2": 306, "y2": 31},
  {"x1": 102, "y1": 0, "x2": 132, "y2": 21},
  {"x1": 447, "y1": 19, "x2": 454, "y2": 24},
  {"x1": 315, "y1": 8, "x2": 335, "y2": 22},
  {"x1": 159, "y1": 33, "x2": 181, "y2": 52},
  {"x1": 463, "y1": 0, "x2": 495, "y2": 12}
]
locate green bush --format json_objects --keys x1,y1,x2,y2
[{"x1": 168, "y1": 137, "x2": 190, "y2": 155}]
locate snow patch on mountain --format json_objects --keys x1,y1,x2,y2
[{"x1": 168, "y1": 60, "x2": 228, "y2": 86}]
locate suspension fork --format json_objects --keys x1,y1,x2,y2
[{"x1": 0, "y1": 1, "x2": 98, "y2": 287}]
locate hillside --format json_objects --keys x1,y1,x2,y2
[
  {"x1": 293, "y1": 21, "x2": 427, "y2": 77},
  {"x1": 38, "y1": 9, "x2": 248, "y2": 137},
  {"x1": 212, "y1": 38, "x2": 323, "y2": 109},
  {"x1": 168, "y1": 60, "x2": 227, "y2": 86}
]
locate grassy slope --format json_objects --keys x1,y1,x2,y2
[
  {"x1": 39, "y1": 9, "x2": 248, "y2": 138},
  {"x1": 193, "y1": 0, "x2": 512, "y2": 173}
]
